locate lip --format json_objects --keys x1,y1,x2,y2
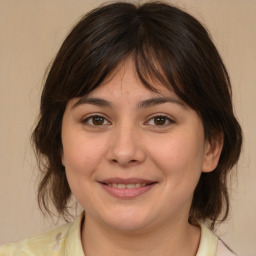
[
  {"x1": 98, "y1": 178, "x2": 158, "y2": 199},
  {"x1": 100, "y1": 177, "x2": 156, "y2": 185}
]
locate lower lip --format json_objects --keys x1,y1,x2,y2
[{"x1": 99, "y1": 183, "x2": 157, "y2": 199}]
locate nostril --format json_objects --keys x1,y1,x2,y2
[{"x1": 110, "y1": 159, "x2": 137, "y2": 165}]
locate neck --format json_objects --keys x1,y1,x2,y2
[{"x1": 81, "y1": 215, "x2": 200, "y2": 256}]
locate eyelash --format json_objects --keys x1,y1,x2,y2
[
  {"x1": 145, "y1": 115, "x2": 174, "y2": 127},
  {"x1": 81, "y1": 114, "x2": 174, "y2": 128},
  {"x1": 82, "y1": 114, "x2": 111, "y2": 127}
]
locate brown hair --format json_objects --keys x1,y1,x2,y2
[{"x1": 32, "y1": 1, "x2": 242, "y2": 228}]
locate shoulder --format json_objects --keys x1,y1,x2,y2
[
  {"x1": 0, "y1": 221, "x2": 73, "y2": 256},
  {"x1": 216, "y1": 240, "x2": 237, "y2": 256},
  {"x1": 197, "y1": 223, "x2": 237, "y2": 256}
]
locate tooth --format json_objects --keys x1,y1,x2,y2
[
  {"x1": 106, "y1": 183, "x2": 149, "y2": 189},
  {"x1": 126, "y1": 184, "x2": 135, "y2": 189}
]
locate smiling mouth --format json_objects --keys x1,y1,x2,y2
[
  {"x1": 102, "y1": 182, "x2": 155, "y2": 189},
  {"x1": 98, "y1": 179, "x2": 157, "y2": 198},
  {"x1": 101, "y1": 183, "x2": 155, "y2": 189}
]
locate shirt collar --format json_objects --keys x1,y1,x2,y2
[
  {"x1": 65, "y1": 211, "x2": 85, "y2": 256},
  {"x1": 196, "y1": 223, "x2": 218, "y2": 256},
  {"x1": 64, "y1": 213, "x2": 218, "y2": 256}
]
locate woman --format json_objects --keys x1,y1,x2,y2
[{"x1": 0, "y1": 2, "x2": 242, "y2": 255}]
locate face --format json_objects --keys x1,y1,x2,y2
[{"x1": 61, "y1": 58, "x2": 221, "y2": 232}]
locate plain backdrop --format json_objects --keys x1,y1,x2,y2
[{"x1": 0, "y1": 0, "x2": 255, "y2": 255}]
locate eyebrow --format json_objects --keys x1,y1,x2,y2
[
  {"x1": 138, "y1": 97, "x2": 185, "y2": 108},
  {"x1": 72, "y1": 97, "x2": 112, "y2": 109},
  {"x1": 72, "y1": 96, "x2": 185, "y2": 109}
]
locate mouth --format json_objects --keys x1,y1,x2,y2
[
  {"x1": 101, "y1": 183, "x2": 154, "y2": 189},
  {"x1": 98, "y1": 178, "x2": 158, "y2": 198}
]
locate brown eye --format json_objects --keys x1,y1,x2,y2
[
  {"x1": 146, "y1": 115, "x2": 174, "y2": 127},
  {"x1": 92, "y1": 116, "x2": 104, "y2": 125},
  {"x1": 83, "y1": 115, "x2": 111, "y2": 126},
  {"x1": 154, "y1": 116, "x2": 167, "y2": 125}
]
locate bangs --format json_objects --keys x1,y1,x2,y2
[
  {"x1": 44, "y1": 0, "x2": 229, "y2": 138},
  {"x1": 55, "y1": 5, "x2": 190, "y2": 104}
]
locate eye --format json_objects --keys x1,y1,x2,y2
[
  {"x1": 146, "y1": 115, "x2": 174, "y2": 126},
  {"x1": 82, "y1": 115, "x2": 111, "y2": 126}
]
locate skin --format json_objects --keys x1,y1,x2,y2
[{"x1": 61, "y1": 58, "x2": 223, "y2": 256}]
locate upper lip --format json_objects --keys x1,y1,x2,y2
[{"x1": 99, "y1": 178, "x2": 157, "y2": 185}]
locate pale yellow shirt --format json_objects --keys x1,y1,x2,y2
[{"x1": 0, "y1": 213, "x2": 236, "y2": 256}]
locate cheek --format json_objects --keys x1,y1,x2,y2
[
  {"x1": 62, "y1": 131, "x2": 107, "y2": 182},
  {"x1": 62, "y1": 135, "x2": 107, "y2": 209},
  {"x1": 62, "y1": 125, "x2": 108, "y2": 185},
  {"x1": 146, "y1": 130, "x2": 205, "y2": 185},
  {"x1": 149, "y1": 134, "x2": 204, "y2": 166}
]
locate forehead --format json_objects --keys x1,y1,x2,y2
[
  {"x1": 87, "y1": 57, "x2": 177, "y2": 99},
  {"x1": 68, "y1": 58, "x2": 187, "y2": 111}
]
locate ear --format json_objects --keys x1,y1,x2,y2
[{"x1": 202, "y1": 133, "x2": 223, "y2": 173}]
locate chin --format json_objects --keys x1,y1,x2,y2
[{"x1": 100, "y1": 209, "x2": 155, "y2": 233}]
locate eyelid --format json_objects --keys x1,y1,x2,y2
[
  {"x1": 145, "y1": 114, "x2": 175, "y2": 127},
  {"x1": 81, "y1": 113, "x2": 174, "y2": 128},
  {"x1": 82, "y1": 113, "x2": 112, "y2": 126}
]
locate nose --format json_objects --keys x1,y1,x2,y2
[{"x1": 106, "y1": 125, "x2": 146, "y2": 168}]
